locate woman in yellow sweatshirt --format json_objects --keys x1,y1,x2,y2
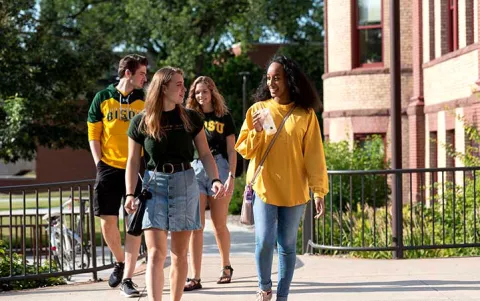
[{"x1": 235, "y1": 55, "x2": 328, "y2": 301}]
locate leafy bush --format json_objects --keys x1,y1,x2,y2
[
  {"x1": 229, "y1": 174, "x2": 247, "y2": 215},
  {"x1": 314, "y1": 177, "x2": 480, "y2": 259},
  {"x1": 324, "y1": 135, "x2": 390, "y2": 210},
  {"x1": 0, "y1": 240, "x2": 66, "y2": 290},
  {"x1": 308, "y1": 121, "x2": 480, "y2": 258}
]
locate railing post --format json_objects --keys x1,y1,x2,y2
[
  {"x1": 392, "y1": 172, "x2": 404, "y2": 259},
  {"x1": 88, "y1": 184, "x2": 98, "y2": 281},
  {"x1": 302, "y1": 198, "x2": 314, "y2": 254}
]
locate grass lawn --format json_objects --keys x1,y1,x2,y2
[{"x1": 0, "y1": 190, "x2": 91, "y2": 211}]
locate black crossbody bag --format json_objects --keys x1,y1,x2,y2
[{"x1": 127, "y1": 164, "x2": 158, "y2": 236}]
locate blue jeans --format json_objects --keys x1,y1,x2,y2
[{"x1": 253, "y1": 194, "x2": 306, "y2": 301}]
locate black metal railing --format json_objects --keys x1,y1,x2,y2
[
  {"x1": 302, "y1": 166, "x2": 480, "y2": 258},
  {"x1": 0, "y1": 179, "x2": 147, "y2": 283}
]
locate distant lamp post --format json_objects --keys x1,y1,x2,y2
[
  {"x1": 239, "y1": 71, "x2": 250, "y2": 120},
  {"x1": 239, "y1": 71, "x2": 250, "y2": 176}
]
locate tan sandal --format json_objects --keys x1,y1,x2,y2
[{"x1": 217, "y1": 265, "x2": 234, "y2": 284}]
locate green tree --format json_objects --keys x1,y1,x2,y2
[
  {"x1": 123, "y1": 0, "x2": 320, "y2": 78},
  {"x1": 0, "y1": 0, "x2": 121, "y2": 162},
  {"x1": 0, "y1": 0, "x2": 325, "y2": 163}
]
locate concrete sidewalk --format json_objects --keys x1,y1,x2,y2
[{"x1": 2, "y1": 214, "x2": 480, "y2": 301}]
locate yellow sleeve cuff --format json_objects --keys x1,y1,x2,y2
[
  {"x1": 88, "y1": 122, "x2": 103, "y2": 141},
  {"x1": 313, "y1": 189, "x2": 329, "y2": 199}
]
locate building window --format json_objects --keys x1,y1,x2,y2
[
  {"x1": 447, "y1": 0, "x2": 458, "y2": 52},
  {"x1": 353, "y1": 0, "x2": 383, "y2": 67},
  {"x1": 446, "y1": 129, "x2": 455, "y2": 181},
  {"x1": 429, "y1": 131, "x2": 438, "y2": 169},
  {"x1": 466, "y1": 0, "x2": 474, "y2": 45}
]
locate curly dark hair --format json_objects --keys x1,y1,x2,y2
[{"x1": 253, "y1": 55, "x2": 322, "y2": 111}]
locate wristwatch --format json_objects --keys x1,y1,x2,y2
[{"x1": 228, "y1": 172, "x2": 235, "y2": 179}]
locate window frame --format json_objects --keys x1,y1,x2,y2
[
  {"x1": 352, "y1": 0, "x2": 384, "y2": 68},
  {"x1": 447, "y1": 0, "x2": 459, "y2": 52}
]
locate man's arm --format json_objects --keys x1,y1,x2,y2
[
  {"x1": 87, "y1": 93, "x2": 104, "y2": 166},
  {"x1": 89, "y1": 140, "x2": 102, "y2": 166}
]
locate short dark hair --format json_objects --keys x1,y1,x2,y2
[
  {"x1": 118, "y1": 54, "x2": 148, "y2": 79},
  {"x1": 253, "y1": 55, "x2": 322, "y2": 111}
]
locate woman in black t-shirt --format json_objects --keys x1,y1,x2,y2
[
  {"x1": 125, "y1": 68, "x2": 225, "y2": 301},
  {"x1": 184, "y1": 76, "x2": 237, "y2": 291}
]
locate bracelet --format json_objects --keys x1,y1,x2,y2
[
  {"x1": 211, "y1": 178, "x2": 222, "y2": 186},
  {"x1": 125, "y1": 193, "x2": 135, "y2": 198},
  {"x1": 228, "y1": 172, "x2": 235, "y2": 179}
]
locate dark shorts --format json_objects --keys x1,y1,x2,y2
[{"x1": 93, "y1": 160, "x2": 142, "y2": 217}]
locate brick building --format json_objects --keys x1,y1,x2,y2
[{"x1": 323, "y1": 0, "x2": 479, "y2": 181}]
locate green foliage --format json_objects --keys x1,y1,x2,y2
[
  {"x1": 0, "y1": 0, "x2": 117, "y2": 163},
  {"x1": 123, "y1": 0, "x2": 321, "y2": 77},
  {"x1": 309, "y1": 120, "x2": 480, "y2": 259},
  {"x1": 0, "y1": 240, "x2": 66, "y2": 290},
  {"x1": 324, "y1": 135, "x2": 390, "y2": 209},
  {"x1": 204, "y1": 55, "x2": 263, "y2": 133},
  {"x1": 1, "y1": 0, "x2": 325, "y2": 163},
  {"x1": 316, "y1": 177, "x2": 480, "y2": 259},
  {"x1": 229, "y1": 174, "x2": 247, "y2": 215},
  {"x1": 275, "y1": 0, "x2": 324, "y2": 97},
  {"x1": 0, "y1": 96, "x2": 35, "y2": 162}
]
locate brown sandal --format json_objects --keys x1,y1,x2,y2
[
  {"x1": 184, "y1": 278, "x2": 202, "y2": 291},
  {"x1": 217, "y1": 265, "x2": 234, "y2": 284}
]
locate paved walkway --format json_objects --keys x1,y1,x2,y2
[{"x1": 2, "y1": 213, "x2": 480, "y2": 301}]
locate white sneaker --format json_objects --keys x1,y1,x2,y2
[{"x1": 256, "y1": 290, "x2": 273, "y2": 301}]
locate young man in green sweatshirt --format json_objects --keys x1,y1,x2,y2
[{"x1": 87, "y1": 54, "x2": 148, "y2": 297}]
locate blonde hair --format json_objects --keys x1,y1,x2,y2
[
  {"x1": 140, "y1": 67, "x2": 194, "y2": 140},
  {"x1": 186, "y1": 76, "x2": 229, "y2": 118}
]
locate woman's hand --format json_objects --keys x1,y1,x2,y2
[
  {"x1": 314, "y1": 197, "x2": 325, "y2": 219},
  {"x1": 211, "y1": 181, "x2": 225, "y2": 199},
  {"x1": 224, "y1": 176, "x2": 235, "y2": 196},
  {"x1": 124, "y1": 195, "x2": 137, "y2": 215},
  {"x1": 252, "y1": 110, "x2": 265, "y2": 132}
]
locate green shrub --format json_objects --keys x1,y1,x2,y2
[
  {"x1": 308, "y1": 121, "x2": 480, "y2": 258},
  {"x1": 229, "y1": 174, "x2": 246, "y2": 215},
  {"x1": 324, "y1": 135, "x2": 390, "y2": 210},
  {"x1": 0, "y1": 240, "x2": 66, "y2": 290},
  {"x1": 317, "y1": 177, "x2": 480, "y2": 259}
]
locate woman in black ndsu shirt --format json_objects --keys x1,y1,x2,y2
[
  {"x1": 124, "y1": 68, "x2": 225, "y2": 301},
  {"x1": 184, "y1": 76, "x2": 237, "y2": 290}
]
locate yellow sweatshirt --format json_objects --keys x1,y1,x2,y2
[
  {"x1": 87, "y1": 84, "x2": 144, "y2": 169},
  {"x1": 235, "y1": 99, "x2": 328, "y2": 207}
]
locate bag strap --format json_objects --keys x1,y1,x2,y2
[
  {"x1": 138, "y1": 160, "x2": 159, "y2": 189},
  {"x1": 249, "y1": 105, "x2": 296, "y2": 185}
]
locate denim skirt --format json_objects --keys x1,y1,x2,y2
[
  {"x1": 141, "y1": 168, "x2": 201, "y2": 232},
  {"x1": 192, "y1": 154, "x2": 230, "y2": 196}
]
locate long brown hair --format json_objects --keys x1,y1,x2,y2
[
  {"x1": 186, "y1": 76, "x2": 228, "y2": 118},
  {"x1": 140, "y1": 67, "x2": 194, "y2": 140}
]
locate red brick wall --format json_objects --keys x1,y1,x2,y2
[{"x1": 0, "y1": 147, "x2": 96, "y2": 187}]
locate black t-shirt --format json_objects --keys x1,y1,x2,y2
[
  {"x1": 127, "y1": 107, "x2": 203, "y2": 170},
  {"x1": 202, "y1": 111, "x2": 236, "y2": 159}
]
